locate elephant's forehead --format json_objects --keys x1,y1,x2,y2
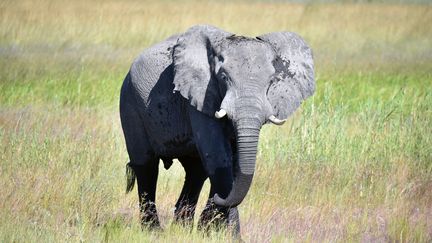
[
  {"x1": 223, "y1": 43, "x2": 275, "y2": 76},
  {"x1": 225, "y1": 42, "x2": 274, "y2": 62}
]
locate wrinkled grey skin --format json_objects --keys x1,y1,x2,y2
[{"x1": 120, "y1": 25, "x2": 315, "y2": 235}]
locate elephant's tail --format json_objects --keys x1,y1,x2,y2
[{"x1": 126, "y1": 162, "x2": 136, "y2": 193}]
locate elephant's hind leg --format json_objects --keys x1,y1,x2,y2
[
  {"x1": 174, "y1": 156, "x2": 207, "y2": 226},
  {"x1": 122, "y1": 133, "x2": 160, "y2": 228},
  {"x1": 120, "y1": 83, "x2": 161, "y2": 228},
  {"x1": 129, "y1": 160, "x2": 160, "y2": 228}
]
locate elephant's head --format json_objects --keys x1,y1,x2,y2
[{"x1": 173, "y1": 25, "x2": 315, "y2": 207}]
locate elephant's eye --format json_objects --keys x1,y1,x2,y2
[{"x1": 219, "y1": 72, "x2": 228, "y2": 82}]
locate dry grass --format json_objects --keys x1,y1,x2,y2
[{"x1": 1, "y1": 0, "x2": 431, "y2": 242}]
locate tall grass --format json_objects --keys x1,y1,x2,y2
[{"x1": 1, "y1": 0, "x2": 431, "y2": 241}]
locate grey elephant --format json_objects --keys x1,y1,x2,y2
[{"x1": 120, "y1": 25, "x2": 315, "y2": 235}]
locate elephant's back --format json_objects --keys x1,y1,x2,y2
[{"x1": 128, "y1": 34, "x2": 179, "y2": 106}]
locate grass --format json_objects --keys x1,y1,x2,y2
[{"x1": 1, "y1": 0, "x2": 431, "y2": 242}]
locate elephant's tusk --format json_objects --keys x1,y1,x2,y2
[
  {"x1": 268, "y1": 115, "x2": 286, "y2": 125},
  {"x1": 215, "y1": 109, "x2": 227, "y2": 119}
]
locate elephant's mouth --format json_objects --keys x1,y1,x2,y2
[{"x1": 215, "y1": 108, "x2": 286, "y2": 125}]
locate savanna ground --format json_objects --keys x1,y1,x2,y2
[{"x1": 1, "y1": 0, "x2": 431, "y2": 242}]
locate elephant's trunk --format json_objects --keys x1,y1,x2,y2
[{"x1": 214, "y1": 117, "x2": 261, "y2": 208}]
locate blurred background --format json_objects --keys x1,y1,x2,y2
[{"x1": 1, "y1": 0, "x2": 431, "y2": 242}]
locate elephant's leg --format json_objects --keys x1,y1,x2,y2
[
  {"x1": 188, "y1": 107, "x2": 240, "y2": 235},
  {"x1": 198, "y1": 153, "x2": 240, "y2": 234},
  {"x1": 129, "y1": 160, "x2": 160, "y2": 228},
  {"x1": 198, "y1": 143, "x2": 240, "y2": 235},
  {"x1": 174, "y1": 156, "x2": 207, "y2": 225},
  {"x1": 120, "y1": 91, "x2": 160, "y2": 228}
]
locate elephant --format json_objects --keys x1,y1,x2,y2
[{"x1": 120, "y1": 25, "x2": 315, "y2": 236}]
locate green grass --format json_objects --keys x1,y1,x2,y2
[{"x1": 1, "y1": 0, "x2": 431, "y2": 242}]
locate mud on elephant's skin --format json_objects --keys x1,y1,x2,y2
[{"x1": 120, "y1": 24, "x2": 315, "y2": 236}]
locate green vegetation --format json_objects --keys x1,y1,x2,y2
[{"x1": 1, "y1": 0, "x2": 431, "y2": 241}]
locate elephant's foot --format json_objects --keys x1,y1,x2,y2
[
  {"x1": 198, "y1": 201, "x2": 224, "y2": 231},
  {"x1": 140, "y1": 216, "x2": 160, "y2": 230},
  {"x1": 174, "y1": 204, "x2": 196, "y2": 228},
  {"x1": 198, "y1": 202, "x2": 241, "y2": 239},
  {"x1": 140, "y1": 203, "x2": 161, "y2": 230}
]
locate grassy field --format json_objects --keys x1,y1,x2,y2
[{"x1": 1, "y1": 0, "x2": 431, "y2": 242}]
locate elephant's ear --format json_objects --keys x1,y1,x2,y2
[
  {"x1": 257, "y1": 32, "x2": 315, "y2": 120},
  {"x1": 173, "y1": 25, "x2": 231, "y2": 117}
]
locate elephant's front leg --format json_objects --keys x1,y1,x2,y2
[
  {"x1": 174, "y1": 156, "x2": 207, "y2": 226},
  {"x1": 199, "y1": 189, "x2": 240, "y2": 236},
  {"x1": 188, "y1": 107, "x2": 240, "y2": 236}
]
